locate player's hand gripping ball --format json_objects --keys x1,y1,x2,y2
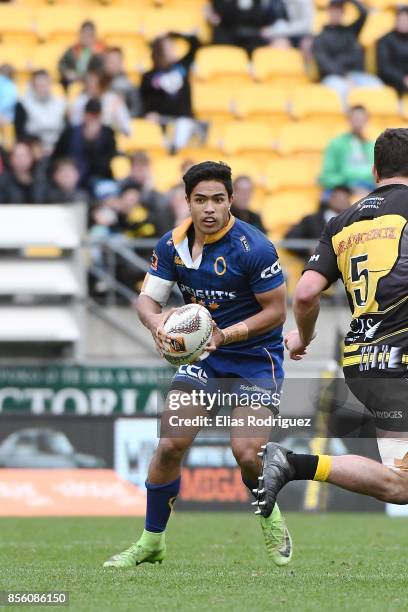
[{"x1": 162, "y1": 304, "x2": 213, "y2": 366}]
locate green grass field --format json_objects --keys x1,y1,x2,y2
[{"x1": 0, "y1": 513, "x2": 407, "y2": 612}]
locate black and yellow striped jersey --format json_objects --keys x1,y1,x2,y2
[{"x1": 304, "y1": 183, "x2": 408, "y2": 372}]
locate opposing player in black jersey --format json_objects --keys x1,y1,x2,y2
[{"x1": 254, "y1": 128, "x2": 408, "y2": 516}]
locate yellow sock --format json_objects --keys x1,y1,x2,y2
[{"x1": 313, "y1": 455, "x2": 332, "y2": 482}]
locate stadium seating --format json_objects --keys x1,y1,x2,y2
[
  {"x1": 193, "y1": 46, "x2": 251, "y2": 85},
  {"x1": 252, "y1": 48, "x2": 308, "y2": 86},
  {"x1": 192, "y1": 85, "x2": 235, "y2": 123},
  {"x1": 347, "y1": 87, "x2": 401, "y2": 130},
  {"x1": 277, "y1": 123, "x2": 332, "y2": 158},
  {"x1": 263, "y1": 191, "x2": 319, "y2": 238},
  {"x1": 222, "y1": 121, "x2": 276, "y2": 158},
  {"x1": 0, "y1": 205, "x2": 85, "y2": 359},
  {"x1": 234, "y1": 86, "x2": 290, "y2": 125},
  {"x1": 263, "y1": 159, "x2": 321, "y2": 195},
  {"x1": 291, "y1": 85, "x2": 344, "y2": 124},
  {"x1": 117, "y1": 119, "x2": 166, "y2": 156}
]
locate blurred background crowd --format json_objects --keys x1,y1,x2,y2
[{"x1": 0, "y1": 0, "x2": 407, "y2": 294}]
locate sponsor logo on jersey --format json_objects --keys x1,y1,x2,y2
[
  {"x1": 180, "y1": 284, "x2": 237, "y2": 301},
  {"x1": 260, "y1": 261, "x2": 282, "y2": 279},
  {"x1": 177, "y1": 364, "x2": 208, "y2": 384},
  {"x1": 358, "y1": 197, "x2": 384, "y2": 211},
  {"x1": 337, "y1": 227, "x2": 397, "y2": 255},
  {"x1": 174, "y1": 255, "x2": 185, "y2": 267},
  {"x1": 151, "y1": 250, "x2": 158, "y2": 271},
  {"x1": 240, "y1": 235, "x2": 250, "y2": 252},
  {"x1": 309, "y1": 254, "x2": 320, "y2": 262}
]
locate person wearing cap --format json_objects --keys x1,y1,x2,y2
[
  {"x1": 313, "y1": 0, "x2": 382, "y2": 106},
  {"x1": 377, "y1": 6, "x2": 408, "y2": 95},
  {"x1": 52, "y1": 98, "x2": 116, "y2": 190}
]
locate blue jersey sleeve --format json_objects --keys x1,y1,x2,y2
[
  {"x1": 149, "y1": 233, "x2": 176, "y2": 282},
  {"x1": 245, "y1": 238, "x2": 284, "y2": 294}
]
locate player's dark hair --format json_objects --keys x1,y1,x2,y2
[
  {"x1": 397, "y1": 6, "x2": 408, "y2": 15},
  {"x1": 374, "y1": 128, "x2": 408, "y2": 179},
  {"x1": 183, "y1": 161, "x2": 233, "y2": 199}
]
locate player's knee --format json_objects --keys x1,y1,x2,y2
[
  {"x1": 378, "y1": 471, "x2": 408, "y2": 505},
  {"x1": 156, "y1": 438, "x2": 188, "y2": 467},
  {"x1": 232, "y1": 443, "x2": 260, "y2": 473}
]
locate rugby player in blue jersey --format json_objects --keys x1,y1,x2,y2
[{"x1": 104, "y1": 161, "x2": 292, "y2": 568}]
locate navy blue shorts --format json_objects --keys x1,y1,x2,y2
[{"x1": 170, "y1": 344, "x2": 284, "y2": 413}]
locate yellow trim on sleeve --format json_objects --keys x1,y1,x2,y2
[{"x1": 313, "y1": 455, "x2": 332, "y2": 482}]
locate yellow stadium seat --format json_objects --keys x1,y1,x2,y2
[
  {"x1": 35, "y1": 7, "x2": 90, "y2": 42},
  {"x1": 252, "y1": 47, "x2": 308, "y2": 86},
  {"x1": 192, "y1": 85, "x2": 235, "y2": 123},
  {"x1": 91, "y1": 8, "x2": 145, "y2": 37},
  {"x1": 264, "y1": 158, "x2": 321, "y2": 194},
  {"x1": 263, "y1": 191, "x2": 319, "y2": 237},
  {"x1": 0, "y1": 45, "x2": 30, "y2": 74},
  {"x1": 291, "y1": 84, "x2": 344, "y2": 123},
  {"x1": 222, "y1": 121, "x2": 276, "y2": 158},
  {"x1": 347, "y1": 86, "x2": 401, "y2": 122},
  {"x1": 28, "y1": 44, "x2": 67, "y2": 79},
  {"x1": 111, "y1": 155, "x2": 131, "y2": 180},
  {"x1": 359, "y1": 10, "x2": 395, "y2": 48},
  {"x1": 235, "y1": 86, "x2": 290, "y2": 125},
  {"x1": 151, "y1": 156, "x2": 186, "y2": 191},
  {"x1": 366, "y1": 0, "x2": 401, "y2": 8},
  {"x1": 181, "y1": 123, "x2": 224, "y2": 160},
  {"x1": 193, "y1": 46, "x2": 251, "y2": 85},
  {"x1": 0, "y1": 6, "x2": 34, "y2": 35},
  {"x1": 223, "y1": 156, "x2": 264, "y2": 185},
  {"x1": 277, "y1": 122, "x2": 332, "y2": 158},
  {"x1": 142, "y1": 9, "x2": 205, "y2": 40},
  {"x1": 117, "y1": 119, "x2": 166, "y2": 156}
]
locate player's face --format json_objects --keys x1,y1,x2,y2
[{"x1": 188, "y1": 180, "x2": 232, "y2": 235}]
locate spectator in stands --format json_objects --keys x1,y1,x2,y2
[
  {"x1": 58, "y1": 21, "x2": 104, "y2": 91},
  {"x1": 0, "y1": 64, "x2": 17, "y2": 125},
  {"x1": 103, "y1": 47, "x2": 142, "y2": 117},
  {"x1": 206, "y1": 0, "x2": 286, "y2": 55},
  {"x1": 118, "y1": 180, "x2": 159, "y2": 238},
  {"x1": 52, "y1": 98, "x2": 116, "y2": 190},
  {"x1": 140, "y1": 32, "x2": 200, "y2": 152},
  {"x1": 124, "y1": 151, "x2": 166, "y2": 214},
  {"x1": 15, "y1": 70, "x2": 66, "y2": 154},
  {"x1": 285, "y1": 185, "x2": 352, "y2": 260},
  {"x1": 313, "y1": 0, "x2": 381, "y2": 106},
  {"x1": 45, "y1": 158, "x2": 88, "y2": 204},
  {"x1": 230, "y1": 175, "x2": 266, "y2": 232},
  {"x1": 70, "y1": 69, "x2": 131, "y2": 136},
  {"x1": 0, "y1": 140, "x2": 46, "y2": 204},
  {"x1": 320, "y1": 105, "x2": 375, "y2": 192},
  {"x1": 260, "y1": 0, "x2": 314, "y2": 49},
  {"x1": 160, "y1": 183, "x2": 190, "y2": 233},
  {"x1": 377, "y1": 6, "x2": 408, "y2": 96}
]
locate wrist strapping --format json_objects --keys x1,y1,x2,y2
[{"x1": 220, "y1": 322, "x2": 249, "y2": 345}]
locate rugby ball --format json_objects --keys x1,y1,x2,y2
[{"x1": 162, "y1": 304, "x2": 213, "y2": 366}]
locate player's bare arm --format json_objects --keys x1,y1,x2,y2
[{"x1": 285, "y1": 271, "x2": 327, "y2": 360}]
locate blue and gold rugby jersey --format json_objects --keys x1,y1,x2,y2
[{"x1": 147, "y1": 215, "x2": 284, "y2": 351}]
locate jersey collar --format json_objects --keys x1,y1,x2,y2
[{"x1": 171, "y1": 215, "x2": 236, "y2": 246}]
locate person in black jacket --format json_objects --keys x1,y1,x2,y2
[
  {"x1": 284, "y1": 185, "x2": 352, "y2": 261},
  {"x1": 313, "y1": 0, "x2": 381, "y2": 106},
  {"x1": 377, "y1": 6, "x2": 408, "y2": 95},
  {"x1": 52, "y1": 98, "x2": 116, "y2": 191},
  {"x1": 0, "y1": 140, "x2": 47, "y2": 203},
  {"x1": 230, "y1": 175, "x2": 266, "y2": 233},
  {"x1": 206, "y1": 0, "x2": 286, "y2": 55},
  {"x1": 140, "y1": 32, "x2": 200, "y2": 152}
]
